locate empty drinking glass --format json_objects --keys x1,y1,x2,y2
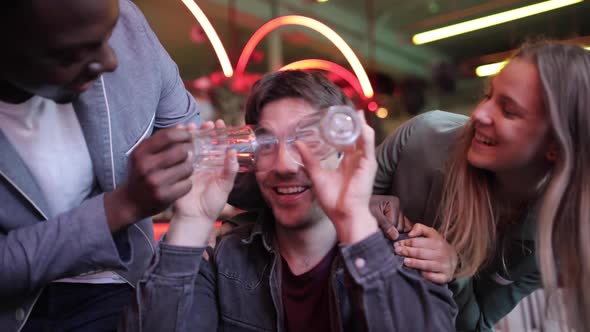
[{"x1": 192, "y1": 125, "x2": 258, "y2": 172}]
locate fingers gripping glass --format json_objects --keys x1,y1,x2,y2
[
  {"x1": 191, "y1": 106, "x2": 361, "y2": 172},
  {"x1": 254, "y1": 105, "x2": 362, "y2": 171},
  {"x1": 192, "y1": 126, "x2": 257, "y2": 172},
  {"x1": 293, "y1": 105, "x2": 362, "y2": 161},
  {"x1": 192, "y1": 126, "x2": 300, "y2": 173}
]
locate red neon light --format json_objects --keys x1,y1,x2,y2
[
  {"x1": 368, "y1": 101, "x2": 378, "y2": 112},
  {"x1": 236, "y1": 15, "x2": 374, "y2": 98},
  {"x1": 280, "y1": 59, "x2": 367, "y2": 100}
]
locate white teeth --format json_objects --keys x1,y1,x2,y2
[
  {"x1": 475, "y1": 133, "x2": 496, "y2": 146},
  {"x1": 275, "y1": 186, "x2": 306, "y2": 194}
]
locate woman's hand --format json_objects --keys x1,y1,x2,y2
[
  {"x1": 165, "y1": 120, "x2": 239, "y2": 247},
  {"x1": 394, "y1": 223, "x2": 458, "y2": 284},
  {"x1": 296, "y1": 111, "x2": 379, "y2": 244},
  {"x1": 369, "y1": 195, "x2": 413, "y2": 240}
]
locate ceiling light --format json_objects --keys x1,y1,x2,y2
[
  {"x1": 376, "y1": 107, "x2": 388, "y2": 119},
  {"x1": 475, "y1": 45, "x2": 590, "y2": 77},
  {"x1": 475, "y1": 61, "x2": 507, "y2": 77},
  {"x1": 412, "y1": 0, "x2": 583, "y2": 45}
]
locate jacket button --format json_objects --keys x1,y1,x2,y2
[
  {"x1": 15, "y1": 308, "x2": 25, "y2": 321},
  {"x1": 354, "y1": 257, "x2": 366, "y2": 269}
]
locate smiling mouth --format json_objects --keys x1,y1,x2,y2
[
  {"x1": 274, "y1": 186, "x2": 308, "y2": 195},
  {"x1": 474, "y1": 133, "x2": 497, "y2": 146}
]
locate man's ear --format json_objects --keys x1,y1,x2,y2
[{"x1": 545, "y1": 141, "x2": 559, "y2": 162}]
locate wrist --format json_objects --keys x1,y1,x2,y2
[
  {"x1": 104, "y1": 187, "x2": 140, "y2": 232},
  {"x1": 166, "y1": 215, "x2": 215, "y2": 247},
  {"x1": 335, "y1": 210, "x2": 379, "y2": 244}
]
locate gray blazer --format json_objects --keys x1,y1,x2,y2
[{"x1": 0, "y1": 1, "x2": 200, "y2": 330}]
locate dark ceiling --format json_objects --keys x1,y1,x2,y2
[{"x1": 134, "y1": 0, "x2": 590, "y2": 81}]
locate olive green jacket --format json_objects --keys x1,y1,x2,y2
[{"x1": 374, "y1": 111, "x2": 541, "y2": 331}]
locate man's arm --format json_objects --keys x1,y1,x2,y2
[
  {"x1": 120, "y1": 158, "x2": 230, "y2": 331},
  {"x1": 341, "y1": 232, "x2": 458, "y2": 331},
  {"x1": 296, "y1": 110, "x2": 456, "y2": 330},
  {"x1": 0, "y1": 0, "x2": 199, "y2": 298},
  {"x1": 0, "y1": 126, "x2": 195, "y2": 297},
  {"x1": 122, "y1": 124, "x2": 238, "y2": 331},
  {"x1": 121, "y1": 244, "x2": 219, "y2": 332},
  {"x1": 0, "y1": 195, "x2": 122, "y2": 297}
]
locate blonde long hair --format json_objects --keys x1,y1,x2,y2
[
  {"x1": 535, "y1": 43, "x2": 590, "y2": 331},
  {"x1": 439, "y1": 120, "x2": 495, "y2": 278},
  {"x1": 440, "y1": 41, "x2": 590, "y2": 330}
]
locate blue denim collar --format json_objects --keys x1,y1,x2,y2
[{"x1": 241, "y1": 208, "x2": 276, "y2": 253}]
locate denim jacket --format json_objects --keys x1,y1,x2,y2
[{"x1": 123, "y1": 210, "x2": 457, "y2": 331}]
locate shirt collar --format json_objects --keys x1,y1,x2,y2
[{"x1": 241, "y1": 208, "x2": 276, "y2": 253}]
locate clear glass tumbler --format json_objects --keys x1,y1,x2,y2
[
  {"x1": 192, "y1": 125, "x2": 257, "y2": 172},
  {"x1": 293, "y1": 105, "x2": 362, "y2": 161}
]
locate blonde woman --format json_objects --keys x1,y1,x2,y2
[{"x1": 374, "y1": 41, "x2": 590, "y2": 331}]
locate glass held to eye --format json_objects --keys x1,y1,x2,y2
[
  {"x1": 191, "y1": 105, "x2": 361, "y2": 172},
  {"x1": 294, "y1": 105, "x2": 362, "y2": 161},
  {"x1": 192, "y1": 125, "x2": 258, "y2": 172}
]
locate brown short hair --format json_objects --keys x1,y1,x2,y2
[{"x1": 244, "y1": 70, "x2": 353, "y2": 125}]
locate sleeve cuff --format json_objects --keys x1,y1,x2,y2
[
  {"x1": 76, "y1": 194, "x2": 125, "y2": 269},
  {"x1": 151, "y1": 242, "x2": 207, "y2": 278},
  {"x1": 340, "y1": 231, "x2": 400, "y2": 283}
]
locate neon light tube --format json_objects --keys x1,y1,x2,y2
[
  {"x1": 476, "y1": 61, "x2": 507, "y2": 77},
  {"x1": 413, "y1": 0, "x2": 583, "y2": 45},
  {"x1": 236, "y1": 15, "x2": 373, "y2": 98},
  {"x1": 476, "y1": 45, "x2": 590, "y2": 77},
  {"x1": 181, "y1": 0, "x2": 234, "y2": 77},
  {"x1": 280, "y1": 59, "x2": 367, "y2": 99}
]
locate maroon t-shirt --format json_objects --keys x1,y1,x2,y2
[{"x1": 281, "y1": 246, "x2": 338, "y2": 332}]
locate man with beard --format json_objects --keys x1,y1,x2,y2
[{"x1": 124, "y1": 71, "x2": 457, "y2": 331}]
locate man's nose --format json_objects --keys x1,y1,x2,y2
[
  {"x1": 273, "y1": 142, "x2": 300, "y2": 174},
  {"x1": 87, "y1": 44, "x2": 119, "y2": 76}
]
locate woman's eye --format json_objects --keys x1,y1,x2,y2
[{"x1": 502, "y1": 109, "x2": 517, "y2": 118}]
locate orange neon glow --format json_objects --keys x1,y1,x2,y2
[
  {"x1": 236, "y1": 15, "x2": 374, "y2": 98},
  {"x1": 181, "y1": 0, "x2": 233, "y2": 77},
  {"x1": 280, "y1": 59, "x2": 366, "y2": 100}
]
